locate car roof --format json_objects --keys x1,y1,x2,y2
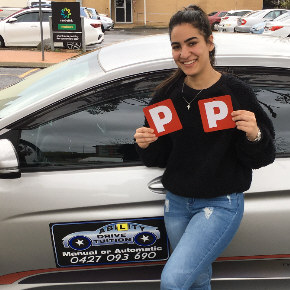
[
  {"x1": 98, "y1": 33, "x2": 290, "y2": 72},
  {"x1": 227, "y1": 10, "x2": 252, "y2": 13}
]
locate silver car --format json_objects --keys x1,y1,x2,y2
[
  {"x1": 0, "y1": 33, "x2": 290, "y2": 289},
  {"x1": 235, "y1": 9, "x2": 288, "y2": 33}
]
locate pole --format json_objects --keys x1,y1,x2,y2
[
  {"x1": 81, "y1": 16, "x2": 86, "y2": 52},
  {"x1": 144, "y1": 0, "x2": 146, "y2": 26},
  {"x1": 38, "y1": 0, "x2": 44, "y2": 61},
  {"x1": 49, "y1": 16, "x2": 54, "y2": 51}
]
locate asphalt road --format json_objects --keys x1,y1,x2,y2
[{"x1": 0, "y1": 28, "x2": 168, "y2": 91}]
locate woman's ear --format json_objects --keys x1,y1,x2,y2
[{"x1": 208, "y1": 34, "x2": 214, "y2": 51}]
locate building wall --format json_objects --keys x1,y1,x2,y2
[{"x1": 52, "y1": 0, "x2": 263, "y2": 27}]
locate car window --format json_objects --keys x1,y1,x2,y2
[
  {"x1": 16, "y1": 71, "x2": 173, "y2": 171},
  {"x1": 218, "y1": 12, "x2": 227, "y2": 17},
  {"x1": 239, "y1": 11, "x2": 251, "y2": 16},
  {"x1": 264, "y1": 11, "x2": 283, "y2": 19},
  {"x1": 0, "y1": 50, "x2": 103, "y2": 119},
  {"x1": 224, "y1": 67, "x2": 290, "y2": 156},
  {"x1": 42, "y1": 12, "x2": 52, "y2": 22},
  {"x1": 16, "y1": 12, "x2": 39, "y2": 22},
  {"x1": 208, "y1": 12, "x2": 217, "y2": 16},
  {"x1": 275, "y1": 12, "x2": 290, "y2": 21}
]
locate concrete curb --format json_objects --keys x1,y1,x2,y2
[{"x1": 0, "y1": 62, "x2": 56, "y2": 68}]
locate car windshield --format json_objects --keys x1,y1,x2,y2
[
  {"x1": 227, "y1": 11, "x2": 250, "y2": 17},
  {"x1": 0, "y1": 50, "x2": 104, "y2": 119},
  {"x1": 275, "y1": 11, "x2": 290, "y2": 21},
  {"x1": 247, "y1": 10, "x2": 263, "y2": 17},
  {"x1": 87, "y1": 8, "x2": 98, "y2": 19}
]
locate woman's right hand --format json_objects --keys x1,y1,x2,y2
[{"x1": 134, "y1": 127, "x2": 158, "y2": 149}]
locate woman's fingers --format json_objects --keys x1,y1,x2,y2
[
  {"x1": 134, "y1": 127, "x2": 158, "y2": 149},
  {"x1": 231, "y1": 110, "x2": 259, "y2": 141}
]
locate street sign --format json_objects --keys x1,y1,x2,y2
[
  {"x1": 51, "y1": 2, "x2": 82, "y2": 43},
  {"x1": 52, "y1": 2, "x2": 81, "y2": 32}
]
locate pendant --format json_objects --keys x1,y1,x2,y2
[{"x1": 187, "y1": 104, "x2": 190, "y2": 110}]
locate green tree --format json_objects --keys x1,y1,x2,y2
[
  {"x1": 280, "y1": 0, "x2": 290, "y2": 8},
  {"x1": 264, "y1": 0, "x2": 290, "y2": 8}
]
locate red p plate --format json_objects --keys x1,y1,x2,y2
[
  {"x1": 143, "y1": 99, "x2": 183, "y2": 136},
  {"x1": 198, "y1": 95, "x2": 236, "y2": 132}
]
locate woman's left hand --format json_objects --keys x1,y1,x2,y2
[{"x1": 231, "y1": 110, "x2": 259, "y2": 141}]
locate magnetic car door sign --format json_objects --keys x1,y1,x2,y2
[
  {"x1": 50, "y1": 217, "x2": 169, "y2": 267},
  {"x1": 198, "y1": 95, "x2": 236, "y2": 132},
  {"x1": 143, "y1": 99, "x2": 183, "y2": 136}
]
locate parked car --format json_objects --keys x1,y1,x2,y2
[
  {"x1": 218, "y1": 10, "x2": 252, "y2": 32},
  {"x1": 0, "y1": 7, "x2": 22, "y2": 20},
  {"x1": 0, "y1": 33, "x2": 289, "y2": 289},
  {"x1": 263, "y1": 11, "x2": 290, "y2": 37},
  {"x1": 0, "y1": 7, "x2": 104, "y2": 48},
  {"x1": 250, "y1": 21, "x2": 266, "y2": 34},
  {"x1": 86, "y1": 7, "x2": 114, "y2": 32},
  {"x1": 208, "y1": 11, "x2": 227, "y2": 31},
  {"x1": 235, "y1": 9, "x2": 288, "y2": 33},
  {"x1": 27, "y1": 0, "x2": 51, "y2": 8}
]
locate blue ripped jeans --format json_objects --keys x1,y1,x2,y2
[{"x1": 161, "y1": 191, "x2": 244, "y2": 290}]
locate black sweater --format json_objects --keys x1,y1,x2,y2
[{"x1": 136, "y1": 74, "x2": 275, "y2": 198}]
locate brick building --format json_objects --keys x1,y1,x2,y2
[{"x1": 53, "y1": 0, "x2": 263, "y2": 27}]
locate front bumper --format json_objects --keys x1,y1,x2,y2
[{"x1": 235, "y1": 25, "x2": 251, "y2": 33}]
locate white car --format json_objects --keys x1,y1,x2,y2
[
  {"x1": 235, "y1": 9, "x2": 288, "y2": 33},
  {"x1": 263, "y1": 11, "x2": 290, "y2": 37},
  {"x1": 86, "y1": 7, "x2": 114, "y2": 32},
  {"x1": 0, "y1": 33, "x2": 290, "y2": 289},
  {"x1": 218, "y1": 10, "x2": 252, "y2": 32},
  {"x1": 0, "y1": 7, "x2": 104, "y2": 48}
]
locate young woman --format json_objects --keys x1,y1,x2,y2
[{"x1": 134, "y1": 5, "x2": 275, "y2": 290}]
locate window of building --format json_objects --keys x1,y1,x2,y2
[{"x1": 115, "y1": 0, "x2": 132, "y2": 23}]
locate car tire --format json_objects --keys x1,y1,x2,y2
[
  {"x1": 0, "y1": 36, "x2": 5, "y2": 48},
  {"x1": 101, "y1": 25, "x2": 105, "y2": 33},
  {"x1": 64, "y1": 42, "x2": 82, "y2": 50},
  {"x1": 134, "y1": 232, "x2": 157, "y2": 246},
  {"x1": 68, "y1": 236, "x2": 92, "y2": 251}
]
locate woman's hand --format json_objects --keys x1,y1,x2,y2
[
  {"x1": 231, "y1": 110, "x2": 259, "y2": 141},
  {"x1": 134, "y1": 127, "x2": 158, "y2": 149}
]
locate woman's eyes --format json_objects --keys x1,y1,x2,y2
[
  {"x1": 171, "y1": 42, "x2": 198, "y2": 50},
  {"x1": 188, "y1": 42, "x2": 197, "y2": 47},
  {"x1": 172, "y1": 45, "x2": 180, "y2": 50}
]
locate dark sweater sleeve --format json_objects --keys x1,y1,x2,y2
[
  {"x1": 135, "y1": 133, "x2": 172, "y2": 168},
  {"x1": 231, "y1": 78, "x2": 276, "y2": 169}
]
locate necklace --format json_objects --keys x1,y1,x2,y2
[{"x1": 181, "y1": 81, "x2": 204, "y2": 110}]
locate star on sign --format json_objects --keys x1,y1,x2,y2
[
  {"x1": 140, "y1": 235, "x2": 150, "y2": 243},
  {"x1": 75, "y1": 239, "x2": 84, "y2": 246}
]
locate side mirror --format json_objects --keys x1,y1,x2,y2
[
  {"x1": 7, "y1": 17, "x2": 17, "y2": 24},
  {"x1": 0, "y1": 139, "x2": 20, "y2": 179}
]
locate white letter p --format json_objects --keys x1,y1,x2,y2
[
  {"x1": 204, "y1": 101, "x2": 228, "y2": 128},
  {"x1": 149, "y1": 106, "x2": 173, "y2": 133}
]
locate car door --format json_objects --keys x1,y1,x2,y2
[
  {"x1": 211, "y1": 65, "x2": 290, "y2": 282},
  {"x1": 4, "y1": 11, "x2": 40, "y2": 46},
  {"x1": 0, "y1": 71, "x2": 171, "y2": 288},
  {"x1": 41, "y1": 11, "x2": 52, "y2": 40}
]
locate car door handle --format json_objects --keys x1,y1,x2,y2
[
  {"x1": 148, "y1": 176, "x2": 165, "y2": 194},
  {"x1": 31, "y1": 25, "x2": 38, "y2": 27}
]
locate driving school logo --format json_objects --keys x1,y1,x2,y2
[
  {"x1": 63, "y1": 222, "x2": 161, "y2": 251},
  {"x1": 50, "y1": 218, "x2": 169, "y2": 267}
]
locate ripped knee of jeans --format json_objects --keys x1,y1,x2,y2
[
  {"x1": 165, "y1": 199, "x2": 170, "y2": 212},
  {"x1": 203, "y1": 207, "x2": 214, "y2": 219}
]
